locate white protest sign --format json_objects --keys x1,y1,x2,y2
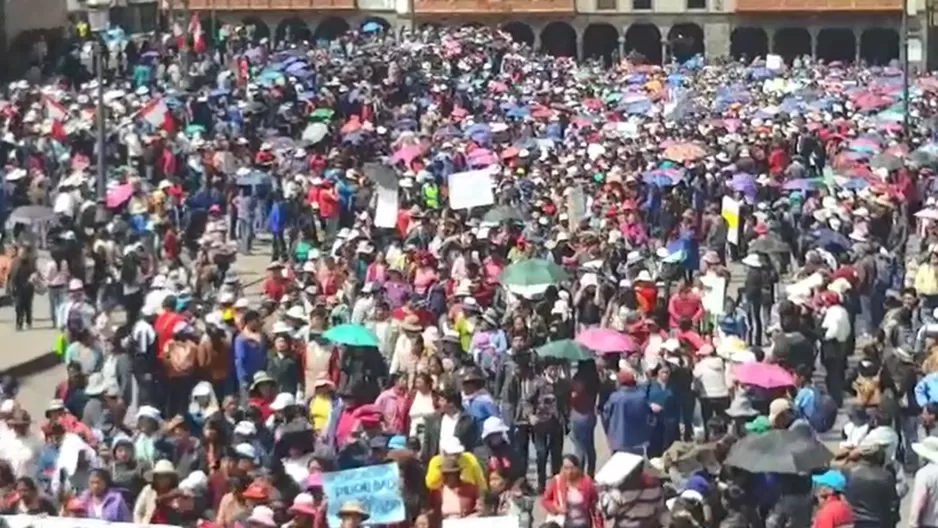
[
  {"x1": 374, "y1": 186, "x2": 399, "y2": 228},
  {"x1": 2, "y1": 517, "x2": 179, "y2": 528},
  {"x1": 444, "y1": 516, "x2": 519, "y2": 528},
  {"x1": 766, "y1": 54, "x2": 783, "y2": 71},
  {"x1": 448, "y1": 168, "x2": 495, "y2": 210}
]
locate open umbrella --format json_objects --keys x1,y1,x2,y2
[
  {"x1": 749, "y1": 235, "x2": 789, "y2": 254},
  {"x1": 106, "y1": 183, "x2": 134, "y2": 209},
  {"x1": 575, "y1": 328, "x2": 638, "y2": 354},
  {"x1": 302, "y1": 123, "x2": 329, "y2": 145},
  {"x1": 323, "y1": 323, "x2": 380, "y2": 348},
  {"x1": 733, "y1": 362, "x2": 795, "y2": 389},
  {"x1": 499, "y1": 259, "x2": 569, "y2": 297},
  {"x1": 663, "y1": 143, "x2": 706, "y2": 162},
  {"x1": 8, "y1": 205, "x2": 55, "y2": 226},
  {"x1": 362, "y1": 163, "x2": 398, "y2": 189},
  {"x1": 483, "y1": 206, "x2": 524, "y2": 224},
  {"x1": 309, "y1": 108, "x2": 335, "y2": 121},
  {"x1": 870, "y1": 153, "x2": 902, "y2": 171},
  {"x1": 536, "y1": 339, "x2": 592, "y2": 362},
  {"x1": 724, "y1": 427, "x2": 833, "y2": 474}
]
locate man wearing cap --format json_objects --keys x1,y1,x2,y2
[{"x1": 811, "y1": 470, "x2": 853, "y2": 528}]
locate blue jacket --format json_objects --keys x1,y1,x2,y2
[
  {"x1": 464, "y1": 391, "x2": 499, "y2": 427},
  {"x1": 268, "y1": 201, "x2": 286, "y2": 234},
  {"x1": 234, "y1": 334, "x2": 267, "y2": 386},
  {"x1": 602, "y1": 385, "x2": 652, "y2": 452},
  {"x1": 915, "y1": 372, "x2": 938, "y2": 407}
]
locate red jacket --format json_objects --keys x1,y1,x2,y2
[
  {"x1": 813, "y1": 496, "x2": 854, "y2": 528},
  {"x1": 668, "y1": 292, "x2": 704, "y2": 329},
  {"x1": 541, "y1": 474, "x2": 603, "y2": 528}
]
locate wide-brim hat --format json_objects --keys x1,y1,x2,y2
[
  {"x1": 741, "y1": 254, "x2": 763, "y2": 268},
  {"x1": 725, "y1": 394, "x2": 759, "y2": 418},
  {"x1": 338, "y1": 500, "x2": 370, "y2": 520},
  {"x1": 913, "y1": 436, "x2": 938, "y2": 465},
  {"x1": 250, "y1": 371, "x2": 276, "y2": 391}
]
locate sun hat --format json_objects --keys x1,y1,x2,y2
[
  {"x1": 250, "y1": 371, "x2": 276, "y2": 391},
  {"x1": 768, "y1": 398, "x2": 792, "y2": 423},
  {"x1": 811, "y1": 470, "x2": 847, "y2": 493},
  {"x1": 440, "y1": 436, "x2": 465, "y2": 455},
  {"x1": 338, "y1": 500, "x2": 370, "y2": 520},
  {"x1": 911, "y1": 437, "x2": 938, "y2": 466},
  {"x1": 481, "y1": 416, "x2": 510, "y2": 439},
  {"x1": 247, "y1": 505, "x2": 277, "y2": 527},
  {"x1": 152, "y1": 459, "x2": 177, "y2": 476},
  {"x1": 270, "y1": 393, "x2": 296, "y2": 412},
  {"x1": 234, "y1": 420, "x2": 258, "y2": 436},
  {"x1": 289, "y1": 492, "x2": 319, "y2": 517},
  {"x1": 243, "y1": 482, "x2": 270, "y2": 501},
  {"x1": 235, "y1": 443, "x2": 258, "y2": 461}
]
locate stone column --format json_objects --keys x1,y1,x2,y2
[
  {"x1": 807, "y1": 27, "x2": 819, "y2": 59},
  {"x1": 854, "y1": 28, "x2": 861, "y2": 64},
  {"x1": 576, "y1": 30, "x2": 584, "y2": 60},
  {"x1": 659, "y1": 24, "x2": 671, "y2": 63}
]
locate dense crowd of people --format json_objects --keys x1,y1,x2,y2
[{"x1": 0, "y1": 19, "x2": 934, "y2": 528}]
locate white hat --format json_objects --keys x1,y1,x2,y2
[
  {"x1": 234, "y1": 420, "x2": 257, "y2": 436},
  {"x1": 247, "y1": 506, "x2": 277, "y2": 528},
  {"x1": 481, "y1": 416, "x2": 509, "y2": 439},
  {"x1": 272, "y1": 321, "x2": 292, "y2": 335},
  {"x1": 635, "y1": 270, "x2": 654, "y2": 283},
  {"x1": 191, "y1": 382, "x2": 213, "y2": 398},
  {"x1": 234, "y1": 298, "x2": 251, "y2": 309},
  {"x1": 135, "y1": 405, "x2": 162, "y2": 422},
  {"x1": 742, "y1": 254, "x2": 763, "y2": 268},
  {"x1": 913, "y1": 436, "x2": 938, "y2": 465},
  {"x1": 440, "y1": 436, "x2": 465, "y2": 455},
  {"x1": 68, "y1": 278, "x2": 84, "y2": 291},
  {"x1": 152, "y1": 459, "x2": 177, "y2": 475},
  {"x1": 218, "y1": 292, "x2": 235, "y2": 304},
  {"x1": 235, "y1": 442, "x2": 258, "y2": 461},
  {"x1": 285, "y1": 305, "x2": 307, "y2": 320},
  {"x1": 151, "y1": 275, "x2": 167, "y2": 289},
  {"x1": 270, "y1": 392, "x2": 297, "y2": 412}
]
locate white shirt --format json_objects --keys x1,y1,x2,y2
[
  {"x1": 439, "y1": 412, "x2": 458, "y2": 454},
  {"x1": 53, "y1": 192, "x2": 75, "y2": 217},
  {"x1": 821, "y1": 304, "x2": 851, "y2": 343},
  {"x1": 132, "y1": 319, "x2": 156, "y2": 357},
  {"x1": 910, "y1": 462, "x2": 938, "y2": 527}
]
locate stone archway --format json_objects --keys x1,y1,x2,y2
[
  {"x1": 773, "y1": 27, "x2": 811, "y2": 63},
  {"x1": 624, "y1": 23, "x2": 662, "y2": 65},
  {"x1": 668, "y1": 23, "x2": 704, "y2": 63},
  {"x1": 275, "y1": 17, "x2": 311, "y2": 44},
  {"x1": 816, "y1": 27, "x2": 856, "y2": 63},
  {"x1": 501, "y1": 21, "x2": 535, "y2": 46},
  {"x1": 242, "y1": 17, "x2": 270, "y2": 43},
  {"x1": 730, "y1": 27, "x2": 768, "y2": 62},
  {"x1": 540, "y1": 21, "x2": 577, "y2": 58},
  {"x1": 583, "y1": 23, "x2": 619, "y2": 67},
  {"x1": 860, "y1": 28, "x2": 899, "y2": 66},
  {"x1": 314, "y1": 17, "x2": 350, "y2": 42}
]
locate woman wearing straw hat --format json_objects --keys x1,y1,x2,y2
[
  {"x1": 337, "y1": 500, "x2": 370, "y2": 528},
  {"x1": 132, "y1": 459, "x2": 179, "y2": 523}
]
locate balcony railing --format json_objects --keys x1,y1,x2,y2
[
  {"x1": 414, "y1": 0, "x2": 574, "y2": 13},
  {"x1": 735, "y1": 0, "x2": 900, "y2": 10},
  {"x1": 187, "y1": 0, "x2": 354, "y2": 9}
]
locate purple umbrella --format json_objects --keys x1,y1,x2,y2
[{"x1": 783, "y1": 179, "x2": 820, "y2": 191}]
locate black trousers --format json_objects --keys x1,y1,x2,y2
[
  {"x1": 700, "y1": 396, "x2": 730, "y2": 441},
  {"x1": 821, "y1": 340, "x2": 847, "y2": 407},
  {"x1": 14, "y1": 289, "x2": 33, "y2": 330},
  {"x1": 515, "y1": 420, "x2": 563, "y2": 491}
]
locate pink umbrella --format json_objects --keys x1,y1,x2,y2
[
  {"x1": 467, "y1": 149, "x2": 497, "y2": 167},
  {"x1": 106, "y1": 183, "x2": 134, "y2": 209},
  {"x1": 734, "y1": 362, "x2": 795, "y2": 389},
  {"x1": 391, "y1": 145, "x2": 423, "y2": 165},
  {"x1": 575, "y1": 328, "x2": 637, "y2": 354}
]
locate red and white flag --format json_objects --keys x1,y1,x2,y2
[
  {"x1": 42, "y1": 96, "x2": 68, "y2": 122},
  {"x1": 189, "y1": 13, "x2": 206, "y2": 53},
  {"x1": 138, "y1": 98, "x2": 175, "y2": 133}
]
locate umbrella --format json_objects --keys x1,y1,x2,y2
[
  {"x1": 663, "y1": 143, "x2": 706, "y2": 162},
  {"x1": 302, "y1": 123, "x2": 329, "y2": 144},
  {"x1": 309, "y1": 108, "x2": 335, "y2": 120},
  {"x1": 748, "y1": 235, "x2": 789, "y2": 255},
  {"x1": 236, "y1": 170, "x2": 267, "y2": 186},
  {"x1": 870, "y1": 153, "x2": 902, "y2": 171},
  {"x1": 499, "y1": 259, "x2": 570, "y2": 297},
  {"x1": 575, "y1": 328, "x2": 637, "y2": 354},
  {"x1": 8, "y1": 205, "x2": 55, "y2": 226},
  {"x1": 391, "y1": 145, "x2": 423, "y2": 165},
  {"x1": 724, "y1": 427, "x2": 833, "y2": 474},
  {"x1": 782, "y1": 178, "x2": 821, "y2": 191},
  {"x1": 362, "y1": 163, "x2": 398, "y2": 189},
  {"x1": 362, "y1": 21, "x2": 382, "y2": 33},
  {"x1": 536, "y1": 339, "x2": 592, "y2": 362},
  {"x1": 734, "y1": 362, "x2": 795, "y2": 389},
  {"x1": 808, "y1": 228, "x2": 852, "y2": 253},
  {"x1": 184, "y1": 124, "x2": 206, "y2": 137},
  {"x1": 323, "y1": 323, "x2": 380, "y2": 348},
  {"x1": 106, "y1": 183, "x2": 134, "y2": 209},
  {"x1": 643, "y1": 169, "x2": 682, "y2": 187},
  {"x1": 483, "y1": 206, "x2": 524, "y2": 224}
]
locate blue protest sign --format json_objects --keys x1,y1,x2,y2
[{"x1": 321, "y1": 462, "x2": 405, "y2": 527}]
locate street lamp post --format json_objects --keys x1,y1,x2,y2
[{"x1": 84, "y1": 0, "x2": 110, "y2": 204}]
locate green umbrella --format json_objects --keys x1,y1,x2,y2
[
  {"x1": 536, "y1": 339, "x2": 592, "y2": 362},
  {"x1": 185, "y1": 124, "x2": 206, "y2": 137},
  {"x1": 309, "y1": 108, "x2": 335, "y2": 120},
  {"x1": 323, "y1": 323, "x2": 380, "y2": 347},
  {"x1": 499, "y1": 258, "x2": 569, "y2": 297}
]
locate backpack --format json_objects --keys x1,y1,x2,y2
[
  {"x1": 807, "y1": 389, "x2": 838, "y2": 433},
  {"x1": 853, "y1": 372, "x2": 883, "y2": 407},
  {"x1": 167, "y1": 341, "x2": 196, "y2": 375}
]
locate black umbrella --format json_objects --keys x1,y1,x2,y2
[
  {"x1": 483, "y1": 205, "x2": 524, "y2": 224},
  {"x1": 8, "y1": 205, "x2": 56, "y2": 226},
  {"x1": 363, "y1": 162, "x2": 398, "y2": 189},
  {"x1": 749, "y1": 234, "x2": 790, "y2": 254},
  {"x1": 870, "y1": 153, "x2": 902, "y2": 171},
  {"x1": 725, "y1": 427, "x2": 832, "y2": 474}
]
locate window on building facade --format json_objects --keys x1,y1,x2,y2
[
  {"x1": 597, "y1": 0, "x2": 617, "y2": 9},
  {"x1": 686, "y1": 0, "x2": 706, "y2": 9},
  {"x1": 632, "y1": 0, "x2": 651, "y2": 9}
]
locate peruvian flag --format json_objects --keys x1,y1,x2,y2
[
  {"x1": 189, "y1": 13, "x2": 206, "y2": 53},
  {"x1": 138, "y1": 98, "x2": 175, "y2": 133},
  {"x1": 42, "y1": 96, "x2": 68, "y2": 122}
]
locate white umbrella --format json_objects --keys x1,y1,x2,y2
[{"x1": 302, "y1": 122, "x2": 328, "y2": 144}]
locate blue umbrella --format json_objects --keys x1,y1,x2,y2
[
  {"x1": 395, "y1": 118, "x2": 418, "y2": 130},
  {"x1": 783, "y1": 179, "x2": 820, "y2": 191},
  {"x1": 506, "y1": 106, "x2": 530, "y2": 119},
  {"x1": 809, "y1": 228, "x2": 851, "y2": 253},
  {"x1": 285, "y1": 62, "x2": 308, "y2": 74},
  {"x1": 464, "y1": 123, "x2": 492, "y2": 139},
  {"x1": 343, "y1": 132, "x2": 364, "y2": 145},
  {"x1": 643, "y1": 170, "x2": 679, "y2": 187},
  {"x1": 362, "y1": 21, "x2": 382, "y2": 33},
  {"x1": 842, "y1": 178, "x2": 870, "y2": 190}
]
